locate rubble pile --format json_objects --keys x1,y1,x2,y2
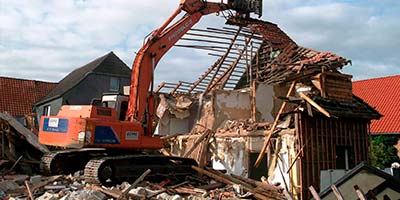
[
  {"x1": 0, "y1": 167, "x2": 286, "y2": 200},
  {"x1": 0, "y1": 113, "x2": 49, "y2": 175},
  {"x1": 217, "y1": 119, "x2": 272, "y2": 134}
]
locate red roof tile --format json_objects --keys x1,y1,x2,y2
[
  {"x1": 0, "y1": 77, "x2": 57, "y2": 117},
  {"x1": 353, "y1": 75, "x2": 400, "y2": 134}
]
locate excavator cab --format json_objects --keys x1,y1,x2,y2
[
  {"x1": 91, "y1": 94, "x2": 129, "y2": 121},
  {"x1": 101, "y1": 94, "x2": 129, "y2": 121}
]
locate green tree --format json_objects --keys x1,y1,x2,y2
[{"x1": 370, "y1": 136, "x2": 399, "y2": 169}]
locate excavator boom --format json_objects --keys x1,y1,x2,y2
[{"x1": 126, "y1": 0, "x2": 262, "y2": 129}]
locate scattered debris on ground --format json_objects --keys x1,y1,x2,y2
[{"x1": 0, "y1": 166, "x2": 285, "y2": 200}]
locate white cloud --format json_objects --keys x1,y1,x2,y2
[
  {"x1": 342, "y1": 60, "x2": 396, "y2": 81},
  {"x1": 262, "y1": 0, "x2": 400, "y2": 80},
  {"x1": 0, "y1": 0, "x2": 179, "y2": 82}
]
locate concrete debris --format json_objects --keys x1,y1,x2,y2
[
  {"x1": 128, "y1": 186, "x2": 156, "y2": 196},
  {"x1": 157, "y1": 193, "x2": 183, "y2": 200},
  {"x1": 4, "y1": 175, "x2": 28, "y2": 185},
  {"x1": 0, "y1": 180, "x2": 19, "y2": 191},
  {"x1": 218, "y1": 119, "x2": 272, "y2": 133},
  {"x1": 43, "y1": 185, "x2": 67, "y2": 190},
  {"x1": 157, "y1": 94, "x2": 192, "y2": 120},
  {"x1": 69, "y1": 190, "x2": 107, "y2": 200},
  {"x1": 29, "y1": 175, "x2": 42, "y2": 184},
  {"x1": 36, "y1": 192, "x2": 57, "y2": 200}
]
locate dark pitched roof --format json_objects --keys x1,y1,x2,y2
[
  {"x1": 311, "y1": 94, "x2": 382, "y2": 120},
  {"x1": 319, "y1": 162, "x2": 400, "y2": 198},
  {"x1": 353, "y1": 75, "x2": 400, "y2": 134},
  {"x1": 0, "y1": 77, "x2": 56, "y2": 116},
  {"x1": 37, "y1": 52, "x2": 131, "y2": 104}
]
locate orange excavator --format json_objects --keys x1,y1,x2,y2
[{"x1": 38, "y1": 0, "x2": 262, "y2": 184}]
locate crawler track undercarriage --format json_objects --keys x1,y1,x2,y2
[{"x1": 40, "y1": 148, "x2": 197, "y2": 185}]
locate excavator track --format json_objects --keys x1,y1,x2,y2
[
  {"x1": 41, "y1": 151, "x2": 59, "y2": 175},
  {"x1": 84, "y1": 155, "x2": 198, "y2": 185},
  {"x1": 84, "y1": 157, "x2": 109, "y2": 184},
  {"x1": 41, "y1": 149, "x2": 198, "y2": 185},
  {"x1": 40, "y1": 148, "x2": 108, "y2": 175}
]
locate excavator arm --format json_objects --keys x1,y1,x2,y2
[{"x1": 126, "y1": 0, "x2": 262, "y2": 131}]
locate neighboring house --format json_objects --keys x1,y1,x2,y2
[
  {"x1": 34, "y1": 52, "x2": 131, "y2": 120},
  {"x1": 0, "y1": 76, "x2": 56, "y2": 125},
  {"x1": 353, "y1": 75, "x2": 400, "y2": 135},
  {"x1": 353, "y1": 75, "x2": 400, "y2": 161},
  {"x1": 319, "y1": 162, "x2": 400, "y2": 200}
]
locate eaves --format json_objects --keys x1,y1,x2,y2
[{"x1": 34, "y1": 71, "x2": 130, "y2": 106}]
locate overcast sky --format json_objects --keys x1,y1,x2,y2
[{"x1": 0, "y1": 0, "x2": 399, "y2": 85}]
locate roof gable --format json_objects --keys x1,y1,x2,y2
[
  {"x1": 319, "y1": 162, "x2": 400, "y2": 199},
  {"x1": 0, "y1": 77, "x2": 56, "y2": 116},
  {"x1": 37, "y1": 52, "x2": 131, "y2": 104},
  {"x1": 353, "y1": 75, "x2": 400, "y2": 134}
]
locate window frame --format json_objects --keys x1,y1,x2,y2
[
  {"x1": 43, "y1": 105, "x2": 51, "y2": 116},
  {"x1": 109, "y1": 77, "x2": 120, "y2": 92}
]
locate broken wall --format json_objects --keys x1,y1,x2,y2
[
  {"x1": 154, "y1": 94, "x2": 198, "y2": 136},
  {"x1": 211, "y1": 129, "x2": 282, "y2": 178},
  {"x1": 267, "y1": 133, "x2": 299, "y2": 197},
  {"x1": 212, "y1": 89, "x2": 251, "y2": 130},
  {"x1": 156, "y1": 83, "x2": 279, "y2": 135},
  {"x1": 255, "y1": 83, "x2": 275, "y2": 122},
  {"x1": 170, "y1": 130, "x2": 271, "y2": 178},
  {"x1": 196, "y1": 95, "x2": 214, "y2": 130},
  {"x1": 212, "y1": 137, "x2": 248, "y2": 176},
  {"x1": 211, "y1": 84, "x2": 280, "y2": 127}
]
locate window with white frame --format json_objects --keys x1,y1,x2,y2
[
  {"x1": 110, "y1": 77, "x2": 120, "y2": 91},
  {"x1": 43, "y1": 105, "x2": 51, "y2": 116}
]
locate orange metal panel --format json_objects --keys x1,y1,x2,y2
[
  {"x1": 39, "y1": 116, "x2": 86, "y2": 148},
  {"x1": 39, "y1": 105, "x2": 163, "y2": 150},
  {"x1": 87, "y1": 119, "x2": 163, "y2": 149},
  {"x1": 57, "y1": 105, "x2": 117, "y2": 120}
]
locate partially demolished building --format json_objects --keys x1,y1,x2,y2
[{"x1": 155, "y1": 18, "x2": 381, "y2": 199}]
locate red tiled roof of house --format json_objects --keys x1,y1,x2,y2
[
  {"x1": 0, "y1": 76, "x2": 57, "y2": 117},
  {"x1": 353, "y1": 74, "x2": 400, "y2": 134}
]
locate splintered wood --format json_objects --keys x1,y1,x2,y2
[
  {"x1": 192, "y1": 166, "x2": 285, "y2": 200},
  {"x1": 298, "y1": 92, "x2": 331, "y2": 118},
  {"x1": 183, "y1": 128, "x2": 215, "y2": 168},
  {"x1": 0, "y1": 112, "x2": 49, "y2": 175}
]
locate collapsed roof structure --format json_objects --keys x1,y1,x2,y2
[{"x1": 155, "y1": 16, "x2": 381, "y2": 199}]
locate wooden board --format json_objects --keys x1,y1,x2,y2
[{"x1": 0, "y1": 112, "x2": 49, "y2": 153}]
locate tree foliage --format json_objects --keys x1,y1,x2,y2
[{"x1": 370, "y1": 136, "x2": 399, "y2": 169}]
